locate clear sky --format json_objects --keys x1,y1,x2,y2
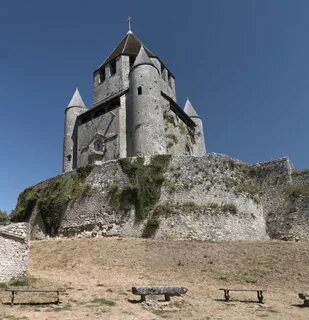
[{"x1": 1, "y1": 0, "x2": 309, "y2": 212}]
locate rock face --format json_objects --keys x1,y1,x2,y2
[
  {"x1": 0, "y1": 223, "x2": 29, "y2": 282},
  {"x1": 11, "y1": 154, "x2": 309, "y2": 241}
]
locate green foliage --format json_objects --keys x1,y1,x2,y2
[
  {"x1": 76, "y1": 165, "x2": 94, "y2": 181},
  {"x1": 11, "y1": 165, "x2": 93, "y2": 236},
  {"x1": 292, "y1": 168, "x2": 309, "y2": 176},
  {"x1": 188, "y1": 128, "x2": 196, "y2": 145},
  {"x1": 118, "y1": 155, "x2": 171, "y2": 220},
  {"x1": 0, "y1": 210, "x2": 9, "y2": 223},
  {"x1": 178, "y1": 122, "x2": 186, "y2": 135},
  {"x1": 9, "y1": 277, "x2": 28, "y2": 287},
  {"x1": 10, "y1": 186, "x2": 40, "y2": 222},
  {"x1": 38, "y1": 176, "x2": 71, "y2": 236},
  {"x1": 284, "y1": 184, "x2": 309, "y2": 198}
]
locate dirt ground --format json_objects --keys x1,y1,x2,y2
[{"x1": 0, "y1": 237, "x2": 309, "y2": 320}]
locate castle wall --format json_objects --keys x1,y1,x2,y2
[
  {"x1": 93, "y1": 56, "x2": 130, "y2": 106},
  {"x1": 162, "y1": 106, "x2": 196, "y2": 156},
  {"x1": 0, "y1": 223, "x2": 29, "y2": 282},
  {"x1": 76, "y1": 107, "x2": 120, "y2": 167}
]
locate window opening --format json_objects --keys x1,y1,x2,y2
[
  {"x1": 110, "y1": 60, "x2": 116, "y2": 75},
  {"x1": 137, "y1": 86, "x2": 142, "y2": 95}
]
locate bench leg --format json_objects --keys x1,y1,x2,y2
[
  {"x1": 164, "y1": 294, "x2": 171, "y2": 301},
  {"x1": 257, "y1": 291, "x2": 264, "y2": 303},
  {"x1": 304, "y1": 299, "x2": 309, "y2": 307},
  {"x1": 140, "y1": 294, "x2": 146, "y2": 302},
  {"x1": 224, "y1": 290, "x2": 230, "y2": 302},
  {"x1": 11, "y1": 291, "x2": 15, "y2": 306},
  {"x1": 56, "y1": 291, "x2": 60, "y2": 304}
]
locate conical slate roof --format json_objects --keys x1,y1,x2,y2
[
  {"x1": 132, "y1": 46, "x2": 154, "y2": 69},
  {"x1": 184, "y1": 99, "x2": 200, "y2": 118},
  {"x1": 66, "y1": 88, "x2": 86, "y2": 109},
  {"x1": 99, "y1": 31, "x2": 156, "y2": 68}
]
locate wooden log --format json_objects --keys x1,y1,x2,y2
[{"x1": 132, "y1": 286, "x2": 188, "y2": 296}]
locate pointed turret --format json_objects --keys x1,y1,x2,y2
[
  {"x1": 184, "y1": 99, "x2": 206, "y2": 156},
  {"x1": 63, "y1": 89, "x2": 87, "y2": 173},
  {"x1": 131, "y1": 46, "x2": 156, "y2": 70},
  {"x1": 66, "y1": 88, "x2": 86, "y2": 109},
  {"x1": 184, "y1": 99, "x2": 200, "y2": 119}
]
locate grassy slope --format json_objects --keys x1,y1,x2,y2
[{"x1": 1, "y1": 238, "x2": 309, "y2": 320}]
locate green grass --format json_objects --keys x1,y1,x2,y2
[
  {"x1": 284, "y1": 183, "x2": 309, "y2": 198},
  {"x1": 91, "y1": 297, "x2": 116, "y2": 306}
]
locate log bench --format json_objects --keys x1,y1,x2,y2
[
  {"x1": 132, "y1": 286, "x2": 188, "y2": 303},
  {"x1": 298, "y1": 292, "x2": 309, "y2": 306},
  {"x1": 219, "y1": 288, "x2": 264, "y2": 303},
  {"x1": 5, "y1": 289, "x2": 66, "y2": 306}
]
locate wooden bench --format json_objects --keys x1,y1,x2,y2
[
  {"x1": 132, "y1": 286, "x2": 188, "y2": 303},
  {"x1": 5, "y1": 289, "x2": 66, "y2": 306},
  {"x1": 219, "y1": 288, "x2": 264, "y2": 303},
  {"x1": 298, "y1": 292, "x2": 309, "y2": 306}
]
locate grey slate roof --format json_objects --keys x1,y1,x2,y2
[
  {"x1": 99, "y1": 31, "x2": 156, "y2": 68},
  {"x1": 66, "y1": 88, "x2": 87, "y2": 109},
  {"x1": 184, "y1": 99, "x2": 200, "y2": 118},
  {"x1": 132, "y1": 46, "x2": 155, "y2": 69}
]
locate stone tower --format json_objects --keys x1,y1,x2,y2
[
  {"x1": 63, "y1": 88, "x2": 87, "y2": 172},
  {"x1": 128, "y1": 47, "x2": 167, "y2": 156},
  {"x1": 184, "y1": 99, "x2": 206, "y2": 156},
  {"x1": 62, "y1": 30, "x2": 207, "y2": 173}
]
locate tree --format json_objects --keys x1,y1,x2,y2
[{"x1": 0, "y1": 210, "x2": 9, "y2": 223}]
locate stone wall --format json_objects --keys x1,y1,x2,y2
[
  {"x1": 0, "y1": 223, "x2": 29, "y2": 282},
  {"x1": 19, "y1": 153, "x2": 309, "y2": 241}
]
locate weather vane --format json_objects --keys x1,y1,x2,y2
[{"x1": 127, "y1": 16, "x2": 132, "y2": 32}]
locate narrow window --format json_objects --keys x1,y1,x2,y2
[
  {"x1": 94, "y1": 140, "x2": 102, "y2": 151},
  {"x1": 137, "y1": 86, "x2": 142, "y2": 95},
  {"x1": 129, "y1": 56, "x2": 136, "y2": 69},
  {"x1": 161, "y1": 65, "x2": 165, "y2": 79},
  {"x1": 67, "y1": 155, "x2": 72, "y2": 161},
  {"x1": 110, "y1": 60, "x2": 116, "y2": 75},
  {"x1": 99, "y1": 68, "x2": 105, "y2": 83},
  {"x1": 168, "y1": 73, "x2": 173, "y2": 88}
]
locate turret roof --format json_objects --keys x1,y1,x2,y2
[
  {"x1": 66, "y1": 88, "x2": 86, "y2": 109},
  {"x1": 132, "y1": 46, "x2": 155, "y2": 69},
  {"x1": 184, "y1": 99, "x2": 200, "y2": 118},
  {"x1": 99, "y1": 31, "x2": 155, "y2": 68}
]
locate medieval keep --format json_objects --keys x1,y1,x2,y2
[{"x1": 63, "y1": 31, "x2": 206, "y2": 172}]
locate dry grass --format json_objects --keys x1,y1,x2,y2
[{"x1": 0, "y1": 237, "x2": 309, "y2": 319}]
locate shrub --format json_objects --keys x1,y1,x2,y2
[
  {"x1": 0, "y1": 210, "x2": 9, "y2": 223},
  {"x1": 119, "y1": 155, "x2": 171, "y2": 220},
  {"x1": 10, "y1": 186, "x2": 40, "y2": 222}
]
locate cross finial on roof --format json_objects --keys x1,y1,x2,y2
[{"x1": 127, "y1": 16, "x2": 132, "y2": 33}]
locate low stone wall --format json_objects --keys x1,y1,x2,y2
[{"x1": 0, "y1": 223, "x2": 29, "y2": 282}]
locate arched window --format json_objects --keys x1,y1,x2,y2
[{"x1": 137, "y1": 86, "x2": 142, "y2": 95}]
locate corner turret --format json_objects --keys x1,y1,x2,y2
[
  {"x1": 127, "y1": 47, "x2": 166, "y2": 156},
  {"x1": 184, "y1": 99, "x2": 206, "y2": 156},
  {"x1": 63, "y1": 88, "x2": 87, "y2": 172}
]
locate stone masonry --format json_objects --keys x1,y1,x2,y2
[{"x1": 0, "y1": 223, "x2": 29, "y2": 282}]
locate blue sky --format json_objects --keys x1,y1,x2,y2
[{"x1": 1, "y1": 0, "x2": 309, "y2": 212}]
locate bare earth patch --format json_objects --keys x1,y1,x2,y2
[{"x1": 0, "y1": 237, "x2": 309, "y2": 319}]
